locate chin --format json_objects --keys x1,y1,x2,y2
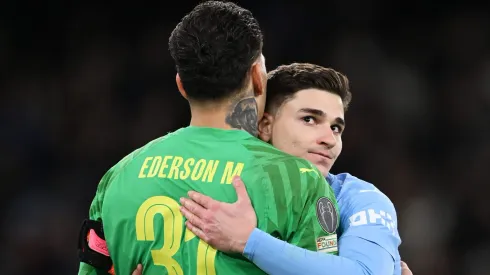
[
  {"x1": 317, "y1": 166, "x2": 329, "y2": 178},
  {"x1": 309, "y1": 161, "x2": 329, "y2": 177},
  {"x1": 304, "y1": 156, "x2": 330, "y2": 177}
]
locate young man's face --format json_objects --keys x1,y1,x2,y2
[{"x1": 258, "y1": 89, "x2": 345, "y2": 176}]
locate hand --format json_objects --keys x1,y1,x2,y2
[
  {"x1": 179, "y1": 176, "x2": 257, "y2": 253},
  {"x1": 131, "y1": 264, "x2": 143, "y2": 275},
  {"x1": 401, "y1": 261, "x2": 413, "y2": 275}
]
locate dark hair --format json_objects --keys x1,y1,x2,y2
[
  {"x1": 169, "y1": 1, "x2": 263, "y2": 102},
  {"x1": 266, "y1": 63, "x2": 352, "y2": 113}
]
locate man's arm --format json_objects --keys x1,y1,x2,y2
[
  {"x1": 77, "y1": 168, "x2": 116, "y2": 275},
  {"x1": 336, "y1": 184, "x2": 401, "y2": 274},
  {"x1": 267, "y1": 159, "x2": 340, "y2": 255},
  {"x1": 244, "y1": 228, "x2": 393, "y2": 275},
  {"x1": 77, "y1": 219, "x2": 114, "y2": 275}
]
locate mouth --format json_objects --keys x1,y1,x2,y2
[{"x1": 308, "y1": 151, "x2": 333, "y2": 160}]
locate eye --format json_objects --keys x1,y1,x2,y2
[
  {"x1": 332, "y1": 125, "x2": 344, "y2": 134},
  {"x1": 302, "y1": 116, "x2": 316, "y2": 125}
]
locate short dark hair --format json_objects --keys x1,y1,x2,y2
[
  {"x1": 169, "y1": 1, "x2": 263, "y2": 102},
  {"x1": 266, "y1": 63, "x2": 352, "y2": 113}
]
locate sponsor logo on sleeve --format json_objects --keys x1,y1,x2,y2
[{"x1": 316, "y1": 234, "x2": 338, "y2": 253}]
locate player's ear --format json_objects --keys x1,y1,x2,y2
[
  {"x1": 176, "y1": 73, "x2": 188, "y2": 99},
  {"x1": 251, "y1": 55, "x2": 266, "y2": 97},
  {"x1": 258, "y1": 112, "x2": 273, "y2": 142}
]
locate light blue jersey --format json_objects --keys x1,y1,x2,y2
[
  {"x1": 328, "y1": 173, "x2": 402, "y2": 275},
  {"x1": 243, "y1": 173, "x2": 402, "y2": 275}
]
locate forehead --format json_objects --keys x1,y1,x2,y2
[{"x1": 280, "y1": 88, "x2": 344, "y2": 118}]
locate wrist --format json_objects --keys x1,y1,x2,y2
[
  {"x1": 233, "y1": 227, "x2": 256, "y2": 253},
  {"x1": 241, "y1": 228, "x2": 264, "y2": 260}
]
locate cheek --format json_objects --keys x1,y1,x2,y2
[
  {"x1": 271, "y1": 124, "x2": 299, "y2": 152},
  {"x1": 281, "y1": 132, "x2": 306, "y2": 155},
  {"x1": 334, "y1": 138, "x2": 343, "y2": 156}
]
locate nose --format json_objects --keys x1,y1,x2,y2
[{"x1": 317, "y1": 127, "x2": 337, "y2": 149}]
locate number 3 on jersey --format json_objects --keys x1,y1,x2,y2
[{"x1": 135, "y1": 196, "x2": 217, "y2": 275}]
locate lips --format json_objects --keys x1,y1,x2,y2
[{"x1": 308, "y1": 151, "x2": 333, "y2": 160}]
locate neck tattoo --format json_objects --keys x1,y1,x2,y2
[{"x1": 225, "y1": 97, "x2": 259, "y2": 137}]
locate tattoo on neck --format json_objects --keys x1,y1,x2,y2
[{"x1": 225, "y1": 97, "x2": 259, "y2": 136}]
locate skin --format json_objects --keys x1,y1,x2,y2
[
  {"x1": 178, "y1": 54, "x2": 268, "y2": 137},
  {"x1": 258, "y1": 88, "x2": 345, "y2": 177}
]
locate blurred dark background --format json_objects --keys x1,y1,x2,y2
[{"x1": 1, "y1": 1, "x2": 489, "y2": 274}]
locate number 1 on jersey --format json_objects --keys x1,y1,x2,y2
[{"x1": 135, "y1": 196, "x2": 217, "y2": 275}]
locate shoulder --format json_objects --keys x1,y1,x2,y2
[
  {"x1": 329, "y1": 173, "x2": 398, "y2": 232},
  {"x1": 100, "y1": 133, "x2": 176, "y2": 187},
  {"x1": 266, "y1": 155, "x2": 324, "y2": 182},
  {"x1": 114, "y1": 130, "x2": 182, "y2": 170},
  {"x1": 243, "y1": 137, "x2": 298, "y2": 161},
  {"x1": 245, "y1": 140, "x2": 322, "y2": 177},
  {"x1": 329, "y1": 173, "x2": 402, "y2": 259},
  {"x1": 330, "y1": 173, "x2": 399, "y2": 234},
  {"x1": 256, "y1": 154, "x2": 326, "y2": 195},
  {"x1": 329, "y1": 173, "x2": 394, "y2": 210}
]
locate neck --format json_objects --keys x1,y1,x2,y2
[{"x1": 189, "y1": 96, "x2": 259, "y2": 137}]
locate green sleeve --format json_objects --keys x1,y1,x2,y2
[
  {"x1": 77, "y1": 168, "x2": 116, "y2": 275},
  {"x1": 264, "y1": 158, "x2": 339, "y2": 254},
  {"x1": 288, "y1": 166, "x2": 339, "y2": 255}
]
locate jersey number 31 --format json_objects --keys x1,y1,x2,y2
[{"x1": 135, "y1": 196, "x2": 217, "y2": 275}]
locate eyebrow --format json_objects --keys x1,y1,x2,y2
[
  {"x1": 299, "y1": 108, "x2": 325, "y2": 117},
  {"x1": 335, "y1": 117, "x2": 346, "y2": 127},
  {"x1": 298, "y1": 108, "x2": 345, "y2": 127}
]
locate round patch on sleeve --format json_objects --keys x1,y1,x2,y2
[{"x1": 316, "y1": 197, "x2": 339, "y2": 234}]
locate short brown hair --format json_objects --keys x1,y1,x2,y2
[{"x1": 266, "y1": 63, "x2": 352, "y2": 113}]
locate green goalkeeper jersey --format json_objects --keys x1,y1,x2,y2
[{"x1": 78, "y1": 126, "x2": 339, "y2": 275}]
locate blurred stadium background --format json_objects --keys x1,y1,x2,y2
[{"x1": 1, "y1": 1, "x2": 489, "y2": 274}]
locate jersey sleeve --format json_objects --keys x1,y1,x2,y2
[
  {"x1": 339, "y1": 187, "x2": 401, "y2": 260},
  {"x1": 77, "y1": 168, "x2": 116, "y2": 275},
  {"x1": 264, "y1": 158, "x2": 339, "y2": 254}
]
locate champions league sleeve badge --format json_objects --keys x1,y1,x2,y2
[{"x1": 316, "y1": 196, "x2": 339, "y2": 234}]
